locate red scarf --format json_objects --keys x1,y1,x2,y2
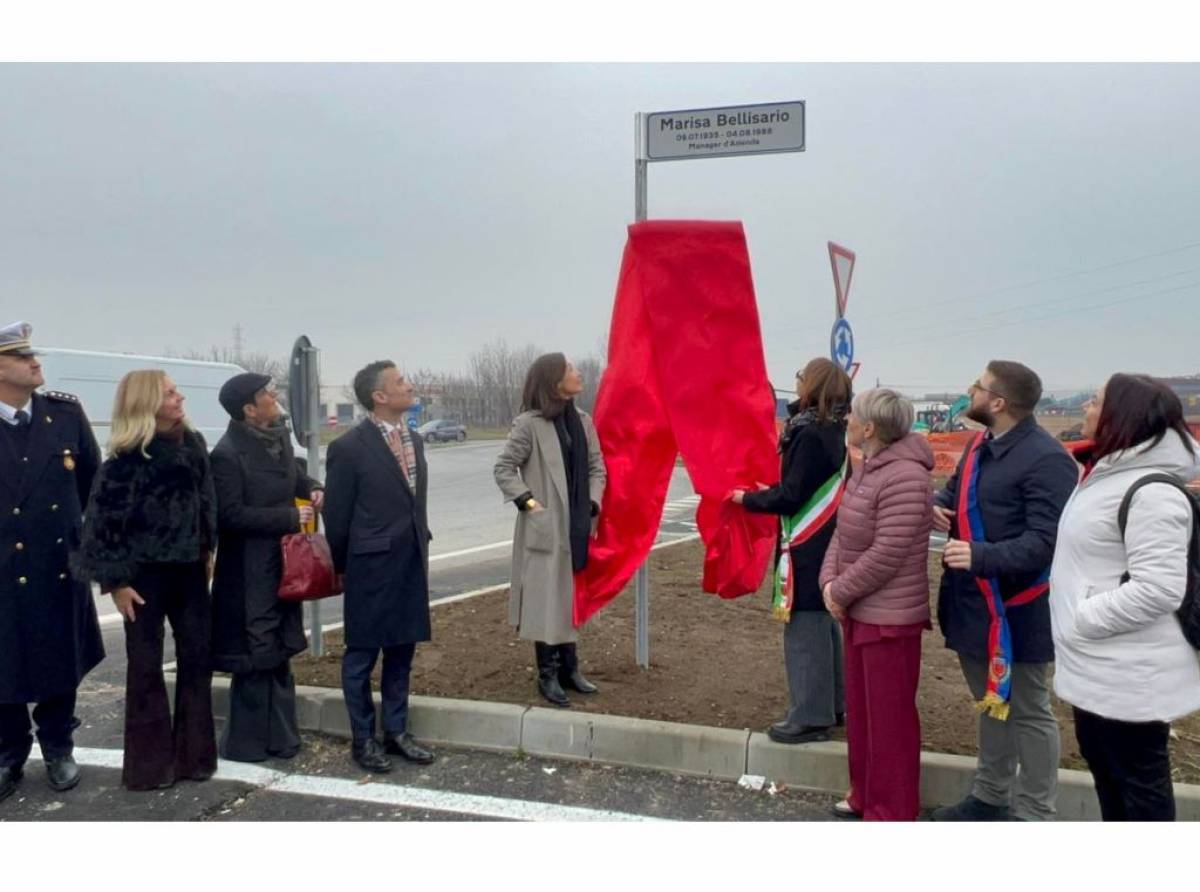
[{"x1": 574, "y1": 221, "x2": 779, "y2": 626}]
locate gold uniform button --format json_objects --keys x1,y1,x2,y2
[
  {"x1": 15, "y1": 542, "x2": 23, "y2": 551},
  {"x1": 18, "y1": 577, "x2": 27, "y2": 585}
]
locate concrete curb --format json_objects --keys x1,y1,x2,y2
[{"x1": 184, "y1": 675, "x2": 1200, "y2": 820}]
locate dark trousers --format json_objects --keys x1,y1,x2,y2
[
  {"x1": 843, "y1": 622, "x2": 923, "y2": 821},
  {"x1": 1073, "y1": 707, "x2": 1176, "y2": 821},
  {"x1": 220, "y1": 663, "x2": 301, "y2": 762},
  {"x1": 782, "y1": 610, "x2": 845, "y2": 727},
  {"x1": 342, "y1": 644, "x2": 416, "y2": 742},
  {"x1": 0, "y1": 691, "x2": 78, "y2": 768},
  {"x1": 122, "y1": 562, "x2": 217, "y2": 790}
]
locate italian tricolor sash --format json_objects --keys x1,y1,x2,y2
[
  {"x1": 772, "y1": 452, "x2": 850, "y2": 620},
  {"x1": 956, "y1": 431, "x2": 1050, "y2": 720}
]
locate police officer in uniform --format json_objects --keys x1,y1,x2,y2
[{"x1": 0, "y1": 322, "x2": 104, "y2": 801}]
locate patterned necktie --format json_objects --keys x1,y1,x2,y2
[{"x1": 14, "y1": 409, "x2": 30, "y2": 428}]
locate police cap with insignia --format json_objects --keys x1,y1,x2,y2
[
  {"x1": 0, "y1": 321, "x2": 36, "y2": 356},
  {"x1": 219, "y1": 372, "x2": 274, "y2": 419}
]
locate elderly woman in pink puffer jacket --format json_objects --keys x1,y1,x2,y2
[{"x1": 819, "y1": 388, "x2": 934, "y2": 821}]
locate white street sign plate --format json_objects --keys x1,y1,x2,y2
[{"x1": 645, "y1": 100, "x2": 805, "y2": 161}]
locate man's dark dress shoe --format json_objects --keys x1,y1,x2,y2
[
  {"x1": 767, "y1": 723, "x2": 832, "y2": 744},
  {"x1": 45, "y1": 756, "x2": 81, "y2": 792},
  {"x1": 351, "y1": 738, "x2": 393, "y2": 773},
  {"x1": 929, "y1": 794, "x2": 1011, "y2": 822},
  {"x1": 0, "y1": 765, "x2": 22, "y2": 802},
  {"x1": 383, "y1": 732, "x2": 435, "y2": 765}
]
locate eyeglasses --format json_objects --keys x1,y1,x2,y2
[{"x1": 969, "y1": 380, "x2": 1008, "y2": 401}]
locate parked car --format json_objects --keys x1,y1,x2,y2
[
  {"x1": 1058, "y1": 424, "x2": 1086, "y2": 442},
  {"x1": 417, "y1": 419, "x2": 468, "y2": 443}
]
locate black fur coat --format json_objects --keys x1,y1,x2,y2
[{"x1": 73, "y1": 429, "x2": 217, "y2": 590}]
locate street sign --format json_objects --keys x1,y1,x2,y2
[
  {"x1": 643, "y1": 101, "x2": 805, "y2": 162},
  {"x1": 831, "y1": 318, "x2": 855, "y2": 372},
  {"x1": 828, "y1": 242, "x2": 856, "y2": 319},
  {"x1": 289, "y1": 335, "x2": 316, "y2": 448},
  {"x1": 405, "y1": 412, "x2": 419, "y2": 431}
]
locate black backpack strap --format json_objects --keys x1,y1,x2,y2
[
  {"x1": 1113, "y1": 470, "x2": 1190, "y2": 590},
  {"x1": 1118, "y1": 473, "x2": 1190, "y2": 539}
]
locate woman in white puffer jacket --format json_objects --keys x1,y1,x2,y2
[{"x1": 1050, "y1": 373, "x2": 1200, "y2": 821}]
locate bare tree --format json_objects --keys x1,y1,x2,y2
[
  {"x1": 165, "y1": 345, "x2": 286, "y2": 385},
  {"x1": 574, "y1": 353, "x2": 606, "y2": 414},
  {"x1": 467, "y1": 339, "x2": 542, "y2": 427}
]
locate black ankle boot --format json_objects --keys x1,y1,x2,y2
[
  {"x1": 534, "y1": 642, "x2": 570, "y2": 708},
  {"x1": 557, "y1": 643, "x2": 598, "y2": 694}
]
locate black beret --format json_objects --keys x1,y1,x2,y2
[{"x1": 219, "y1": 372, "x2": 274, "y2": 419}]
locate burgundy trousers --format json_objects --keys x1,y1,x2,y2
[{"x1": 843, "y1": 619, "x2": 924, "y2": 821}]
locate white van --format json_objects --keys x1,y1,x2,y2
[{"x1": 37, "y1": 348, "x2": 245, "y2": 450}]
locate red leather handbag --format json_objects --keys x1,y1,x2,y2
[{"x1": 278, "y1": 510, "x2": 343, "y2": 602}]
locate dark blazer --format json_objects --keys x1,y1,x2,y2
[
  {"x1": 209, "y1": 422, "x2": 318, "y2": 673},
  {"x1": 935, "y1": 416, "x2": 1078, "y2": 663},
  {"x1": 73, "y1": 429, "x2": 217, "y2": 592},
  {"x1": 742, "y1": 409, "x2": 848, "y2": 612},
  {"x1": 322, "y1": 418, "x2": 431, "y2": 649},
  {"x1": 0, "y1": 391, "x2": 104, "y2": 703}
]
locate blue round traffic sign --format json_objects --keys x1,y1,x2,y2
[
  {"x1": 405, "y1": 413, "x2": 419, "y2": 430},
  {"x1": 830, "y1": 318, "x2": 855, "y2": 372}
]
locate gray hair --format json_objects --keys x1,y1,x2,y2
[{"x1": 851, "y1": 388, "x2": 914, "y2": 446}]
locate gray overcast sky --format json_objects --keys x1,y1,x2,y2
[{"x1": 3, "y1": 63, "x2": 1198, "y2": 394}]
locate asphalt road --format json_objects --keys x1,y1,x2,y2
[
  {"x1": 94, "y1": 438, "x2": 699, "y2": 630},
  {"x1": 2, "y1": 733, "x2": 840, "y2": 822}
]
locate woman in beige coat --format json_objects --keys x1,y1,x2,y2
[{"x1": 494, "y1": 353, "x2": 606, "y2": 707}]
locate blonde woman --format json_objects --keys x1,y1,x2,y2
[{"x1": 73, "y1": 371, "x2": 218, "y2": 790}]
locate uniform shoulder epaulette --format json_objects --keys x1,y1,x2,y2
[{"x1": 43, "y1": 390, "x2": 80, "y2": 404}]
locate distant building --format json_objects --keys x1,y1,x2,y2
[
  {"x1": 316, "y1": 385, "x2": 359, "y2": 427},
  {"x1": 1162, "y1": 376, "x2": 1200, "y2": 417}
]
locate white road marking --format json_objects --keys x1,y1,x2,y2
[
  {"x1": 430, "y1": 540, "x2": 511, "y2": 562},
  {"x1": 51, "y1": 746, "x2": 662, "y2": 822}
]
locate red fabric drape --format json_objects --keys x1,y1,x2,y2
[{"x1": 574, "y1": 220, "x2": 780, "y2": 626}]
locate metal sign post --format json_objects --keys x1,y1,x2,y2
[
  {"x1": 633, "y1": 113, "x2": 650, "y2": 669},
  {"x1": 290, "y1": 335, "x2": 325, "y2": 657},
  {"x1": 630, "y1": 101, "x2": 805, "y2": 670}
]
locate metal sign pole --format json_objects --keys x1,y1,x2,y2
[
  {"x1": 633, "y1": 112, "x2": 651, "y2": 670},
  {"x1": 626, "y1": 100, "x2": 804, "y2": 671},
  {"x1": 306, "y1": 344, "x2": 324, "y2": 657}
]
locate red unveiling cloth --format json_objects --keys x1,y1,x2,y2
[{"x1": 574, "y1": 220, "x2": 780, "y2": 626}]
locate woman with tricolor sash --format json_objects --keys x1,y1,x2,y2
[
  {"x1": 819, "y1": 388, "x2": 934, "y2": 821},
  {"x1": 732, "y1": 358, "x2": 851, "y2": 745}
]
